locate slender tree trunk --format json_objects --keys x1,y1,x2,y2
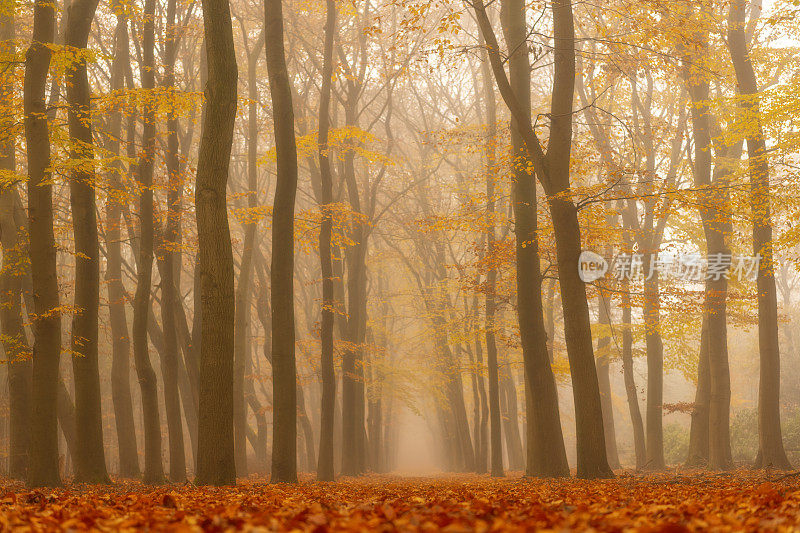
[
  {"x1": 244, "y1": 322, "x2": 269, "y2": 474},
  {"x1": 499, "y1": 358, "x2": 524, "y2": 471},
  {"x1": 194, "y1": 0, "x2": 238, "y2": 486},
  {"x1": 443, "y1": 329, "x2": 475, "y2": 471},
  {"x1": 545, "y1": 279, "x2": 557, "y2": 363},
  {"x1": 596, "y1": 289, "x2": 620, "y2": 469},
  {"x1": 105, "y1": 6, "x2": 140, "y2": 479},
  {"x1": 475, "y1": 312, "x2": 489, "y2": 473},
  {"x1": 57, "y1": 379, "x2": 78, "y2": 472},
  {"x1": 316, "y1": 0, "x2": 337, "y2": 482},
  {"x1": 160, "y1": 0, "x2": 186, "y2": 483},
  {"x1": 687, "y1": 316, "x2": 711, "y2": 466},
  {"x1": 0, "y1": 12, "x2": 32, "y2": 481},
  {"x1": 500, "y1": 0, "x2": 569, "y2": 478},
  {"x1": 265, "y1": 0, "x2": 299, "y2": 483},
  {"x1": 297, "y1": 382, "x2": 316, "y2": 473},
  {"x1": 483, "y1": 129, "x2": 503, "y2": 478},
  {"x1": 0, "y1": 191, "x2": 31, "y2": 481},
  {"x1": 641, "y1": 256, "x2": 665, "y2": 470},
  {"x1": 466, "y1": 337, "x2": 484, "y2": 473},
  {"x1": 703, "y1": 161, "x2": 736, "y2": 469},
  {"x1": 24, "y1": 0, "x2": 61, "y2": 488},
  {"x1": 132, "y1": 0, "x2": 165, "y2": 484},
  {"x1": 0, "y1": 199, "x2": 32, "y2": 481},
  {"x1": 727, "y1": 0, "x2": 791, "y2": 470},
  {"x1": 158, "y1": 244, "x2": 186, "y2": 482},
  {"x1": 341, "y1": 130, "x2": 369, "y2": 476},
  {"x1": 232, "y1": 77, "x2": 260, "y2": 481},
  {"x1": 476, "y1": 32, "x2": 503, "y2": 477},
  {"x1": 620, "y1": 275, "x2": 646, "y2": 469}
]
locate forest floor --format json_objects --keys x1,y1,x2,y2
[{"x1": 1, "y1": 471, "x2": 800, "y2": 531}]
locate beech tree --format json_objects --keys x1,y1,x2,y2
[
  {"x1": 195, "y1": 0, "x2": 239, "y2": 486},
  {"x1": 265, "y1": 0, "x2": 299, "y2": 484},
  {"x1": 5, "y1": 0, "x2": 800, "y2": 492},
  {"x1": 472, "y1": 0, "x2": 613, "y2": 479},
  {"x1": 24, "y1": 0, "x2": 60, "y2": 488},
  {"x1": 132, "y1": 0, "x2": 165, "y2": 484}
]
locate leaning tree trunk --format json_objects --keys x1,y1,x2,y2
[
  {"x1": 500, "y1": 0, "x2": 569, "y2": 478},
  {"x1": 727, "y1": 0, "x2": 791, "y2": 470},
  {"x1": 316, "y1": 0, "x2": 337, "y2": 482},
  {"x1": 105, "y1": 5, "x2": 140, "y2": 479},
  {"x1": 64, "y1": 0, "x2": 109, "y2": 484},
  {"x1": 194, "y1": 0, "x2": 238, "y2": 486},
  {"x1": 265, "y1": 0, "x2": 299, "y2": 484},
  {"x1": 473, "y1": 0, "x2": 612, "y2": 479},
  {"x1": 132, "y1": 0, "x2": 165, "y2": 484},
  {"x1": 24, "y1": 0, "x2": 61, "y2": 488}
]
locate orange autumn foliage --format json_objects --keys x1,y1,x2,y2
[{"x1": 3, "y1": 472, "x2": 800, "y2": 531}]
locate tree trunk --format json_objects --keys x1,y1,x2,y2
[
  {"x1": 0, "y1": 12, "x2": 32, "y2": 481},
  {"x1": 316, "y1": 0, "x2": 337, "y2": 482},
  {"x1": 545, "y1": 279, "x2": 557, "y2": 363},
  {"x1": 132, "y1": 0, "x2": 165, "y2": 484},
  {"x1": 641, "y1": 257, "x2": 665, "y2": 470},
  {"x1": 194, "y1": 0, "x2": 238, "y2": 486},
  {"x1": 500, "y1": 0, "x2": 569, "y2": 478},
  {"x1": 160, "y1": 0, "x2": 186, "y2": 483},
  {"x1": 687, "y1": 316, "x2": 711, "y2": 466},
  {"x1": 475, "y1": 316, "x2": 489, "y2": 473},
  {"x1": 466, "y1": 333, "x2": 485, "y2": 473},
  {"x1": 727, "y1": 0, "x2": 791, "y2": 470},
  {"x1": 341, "y1": 113, "x2": 369, "y2": 475},
  {"x1": 443, "y1": 329, "x2": 475, "y2": 472},
  {"x1": 232, "y1": 94, "x2": 258, "y2": 481},
  {"x1": 596, "y1": 289, "x2": 620, "y2": 469},
  {"x1": 57, "y1": 379, "x2": 78, "y2": 472},
  {"x1": 549, "y1": 201, "x2": 613, "y2": 478},
  {"x1": 683, "y1": 22, "x2": 736, "y2": 470},
  {"x1": 477, "y1": 40, "x2": 504, "y2": 478},
  {"x1": 24, "y1": 0, "x2": 61, "y2": 488},
  {"x1": 64, "y1": 0, "x2": 109, "y2": 484},
  {"x1": 473, "y1": 0, "x2": 612, "y2": 478},
  {"x1": 499, "y1": 358, "x2": 524, "y2": 471},
  {"x1": 105, "y1": 6, "x2": 140, "y2": 479},
  {"x1": 484, "y1": 174, "x2": 503, "y2": 478},
  {"x1": 158, "y1": 240, "x2": 187, "y2": 482},
  {"x1": 0, "y1": 193, "x2": 32, "y2": 480},
  {"x1": 265, "y1": 0, "x2": 299, "y2": 483},
  {"x1": 297, "y1": 381, "x2": 316, "y2": 473},
  {"x1": 620, "y1": 275, "x2": 646, "y2": 469},
  {"x1": 245, "y1": 329, "x2": 269, "y2": 474}
]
